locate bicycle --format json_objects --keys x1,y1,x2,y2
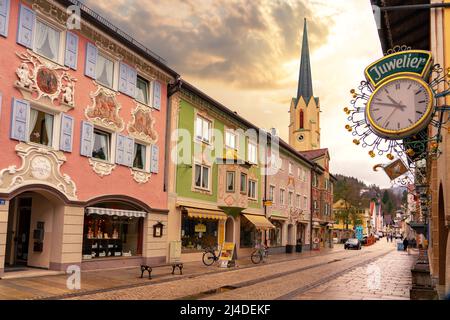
[
  {"x1": 202, "y1": 246, "x2": 220, "y2": 266},
  {"x1": 251, "y1": 244, "x2": 269, "y2": 264}
]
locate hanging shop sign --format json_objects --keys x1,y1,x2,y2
[
  {"x1": 194, "y1": 223, "x2": 207, "y2": 233},
  {"x1": 364, "y1": 50, "x2": 435, "y2": 140},
  {"x1": 364, "y1": 50, "x2": 433, "y2": 88}
]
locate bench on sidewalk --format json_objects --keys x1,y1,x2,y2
[{"x1": 140, "y1": 263, "x2": 183, "y2": 279}]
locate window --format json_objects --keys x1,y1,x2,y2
[
  {"x1": 195, "y1": 116, "x2": 211, "y2": 143},
  {"x1": 304, "y1": 196, "x2": 308, "y2": 210},
  {"x1": 288, "y1": 162, "x2": 293, "y2": 175},
  {"x1": 181, "y1": 215, "x2": 218, "y2": 252},
  {"x1": 247, "y1": 141, "x2": 257, "y2": 163},
  {"x1": 28, "y1": 109, "x2": 54, "y2": 147},
  {"x1": 240, "y1": 173, "x2": 247, "y2": 193},
  {"x1": 299, "y1": 109, "x2": 304, "y2": 129},
  {"x1": 92, "y1": 129, "x2": 111, "y2": 161},
  {"x1": 248, "y1": 180, "x2": 257, "y2": 199},
  {"x1": 288, "y1": 192, "x2": 293, "y2": 207},
  {"x1": 136, "y1": 76, "x2": 149, "y2": 105},
  {"x1": 96, "y1": 53, "x2": 114, "y2": 88},
  {"x1": 133, "y1": 143, "x2": 146, "y2": 170},
  {"x1": 269, "y1": 221, "x2": 282, "y2": 247},
  {"x1": 269, "y1": 185, "x2": 275, "y2": 202},
  {"x1": 34, "y1": 20, "x2": 61, "y2": 62},
  {"x1": 325, "y1": 179, "x2": 329, "y2": 191},
  {"x1": 194, "y1": 164, "x2": 210, "y2": 190},
  {"x1": 226, "y1": 171, "x2": 235, "y2": 192},
  {"x1": 313, "y1": 200, "x2": 318, "y2": 211},
  {"x1": 225, "y1": 131, "x2": 237, "y2": 150},
  {"x1": 312, "y1": 174, "x2": 318, "y2": 187},
  {"x1": 280, "y1": 189, "x2": 285, "y2": 205},
  {"x1": 298, "y1": 168, "x2": 301, "y2": 178},
  {"x1": 296, "y1": 194, "x2": 301, "y2": 208}
]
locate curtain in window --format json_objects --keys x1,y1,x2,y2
[
  {"x1": 202, "y1": 166, "x2": 209, "y2": 188},
  {"x1": 136, "y1": 79, "x2": 148, "y2": 104},
  {"x1": 29, "y1": 109, "x2": 39, "y2": 138},
  {"x1": 94, "y1": 132, "x2": 108, "y2": 160},
  {"x1": 44, "y1": 113, "x2": 53, "y2": 146},
  {"x1": 140, "y1": 145, "x2": 145, "y2": 168},
  {"x1": 96, "y1": 55, "x2": 113, "y2": 87},
  {"x1": 35, "y1": 22, "x2": 59, "y2": 60},
  {"x1": 195, "y1": 165, "x2": 201, "y2": 187}
]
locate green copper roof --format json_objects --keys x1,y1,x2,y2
[{"x1": 297, "y1": 19, "x2": 314, "y2": 104}]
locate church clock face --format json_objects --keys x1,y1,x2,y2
[{"x1": 366, "y1": 76, "x2": 433, "y2": 139}]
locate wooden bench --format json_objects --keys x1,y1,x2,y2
[{"x1": 140, "y1": 263, "x2": 183, "y2": 279}]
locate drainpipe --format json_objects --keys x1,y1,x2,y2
[
  {"x1": 164, "y1": 77, "x2": 182, "y2": 192},
  {"x1": 310, "y1": 165, "x2": 315, "y2": 250}
]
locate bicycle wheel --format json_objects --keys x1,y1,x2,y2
[
  {"x1": 251, "y1": 251, "x2": 262, "y2": 264},
  {"x1": 202, "y1": 251, "x2": 216, "y2": 266}
]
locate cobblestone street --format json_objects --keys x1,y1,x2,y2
[{"x1": 0, "y1": 241, "x2": 416, "y2": 300}]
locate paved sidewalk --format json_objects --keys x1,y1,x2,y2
[
  {"x1": 0, "y1": 245, "x2": 339, "y2": 300},
  {"x1": 294, "y1": 243, "x2": 417, "y2": 300}
]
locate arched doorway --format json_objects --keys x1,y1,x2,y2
[
  {"x1": 438, "y1": 183, "x2": 448, "y2": 285},
  {"x1": 225, "y1": 217, "x2": 234, "y2": 243},
  {"x1": 4, "y1": 189, "x2": 66, "y2": 271}
]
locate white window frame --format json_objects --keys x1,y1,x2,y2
[
  {"x1": 288, "y1": 191, "x2": 293, "y2": 207},
  {"x1": 240, "y1": 172, "x2": 247, "y2": 194},
  {"x1": 194, "y1": 163, "x2": 211, "y2": 191},
  {"x1": 132, "y1": 140, "x2": 151, "y2": 172},
  {"x1": 280, "y1": 188, "x2": 285, "y2": 206},
  {"x1": 95, "y1": 49, "x2": 118, "y2": 91},
  {"x1": 226, "y1": 171, "x2": 235, "y2": 193},
  {"x1": 135, "y1": 74, "x2": 152, "y2": 106},
  {"x1": 269, "y1": 185, "x2": 276, "y2": 203},
  {"x1": 288, "y1": 162, "x2": 293, "y2": 176},
  {"x1": 296, "y1": 194, "x2": 301, "y2": 208},
  {"x1": 195, "y1": 115, "x2": 212, "y2": 144},
  {"x1": 225, "y1": 129, "x2": 238, "y2": 150},
  {"x1": 247, "y1": 140, "x2": 258, "y2": 164},
  {"x1": 304, "y1": 196, "x2": 308, "y2": 210},
  {"x1": 91, "y1": 127, "x2": 115, "y2": 163},
  {"x1": 32, "y1": 16, "x2": 65, "y2": 65},
  {"x1": 248, "y1": 179, "x2": 257, "y2": 200},
  {"x1": 27, "y1": 104, "x2": 60, "y2": 150}
]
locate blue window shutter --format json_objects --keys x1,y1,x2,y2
[
  {"x1": 125, "y1": 137, "x2": 134, "y2": 167},
  {"x1": 127, "y1": 67, "x2": 137, "y2": 98},
  {"x1": 85, "y1": 43, "x2": 97, "y2": 79},
  {"x1": 150, "y1": 144, "x2": 159, "y2": 173},
  {"x1": 152, "y1": 81, "x2": 161, "y2": 110},
  {"x1": 60, "y1": 114, "x2": 74, "y2": 152},
  {"x1": 115, "y1": 134, "x2": 126, "y2": 165},
  {"x1": 118, "y1": 62, "x2": 128, "y2": 95},
  {"x1": 16, "y1": 4, "x2": 34, "y2": 48},
  {"x1": 0, "y1": 0, "x2": 11, "y2": 37},
  {"x1": 80, "y1": 121, "x2": 94, "y2": 157},
  {"x1": 10, "y1": 98, "x2": 29, "y2": 141},
  {"x1": 64, "y1": 32, "x2": 79, "y2": 70}
]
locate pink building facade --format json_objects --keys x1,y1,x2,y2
[
  {"x1": 0, "y1": 0, "x2": 178, "y2": 276},
  {"x1": 265, "y1": 140, "x2": 313, "y2": 252}
]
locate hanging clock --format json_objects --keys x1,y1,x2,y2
[{"x1": 366, "y1": 76, "x2": 434, "y2": 140}]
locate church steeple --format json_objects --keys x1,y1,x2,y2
[{"x1": 297, "y1": 18, "x2": 314, "y2": 103}]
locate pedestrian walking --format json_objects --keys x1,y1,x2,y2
[{"x1": 403, "y1": 238, "x2": 409, "y2": 254}]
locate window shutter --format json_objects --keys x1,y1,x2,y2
[
  {"x1": 10, "y1": 98, "x2": 29, "y2": 141},
  {"x1": 152, "y1": 81, "x2": 161, "y2": 110},
  {"x1": 118, "y1": 62, "x2": 128, "y2": 95},
  {"x1": 124, "y1": 137, "x2": 134, "y2": 167},
  {"x1": 85, "y1": 42, "x2": 97, "y2": 79},
  {"x1": 150, "y1": 144, "x2": 159, "y2": 173},
  {"x1": 115, "y1": 133, "x2": 126, "y2": 165},
  {"x1": 80, "y1": 121, "x2": 94, "y2": 157},
  {"x1": 16, "y1": 4, "x2": 35, "y2": 48},
  {"x1": 64, "y1": 31, "x2": 78, "y2": 70},
  {"x1": 127, "y1": 66, "x2": 137, "y2": 98},
  {"x1": 0, "y1": 0, "x2": 10, "y2": 37},
  {"x1": 60, "y1": 114, "x2": 74, "y2": 152}
]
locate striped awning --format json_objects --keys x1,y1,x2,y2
[
  {"x1": 86, "y1": 207, "x2": 147, "y2": 218},
  {"x1": 269, "y1": 214, "x2": 288, "y2": 221},
  {"x1": 243, "y1": 214, "x2": 275, "y2": 230},
  {"x1": 185, "y1": 207, "x2": 228, "y2": 220}
]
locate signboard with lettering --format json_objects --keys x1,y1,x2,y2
[
  {"x1": 219, "y1": 242, "x2": 235, "y2": 261},
  {"x1": 194, "y1": 223, "x2": 206, "y2": 233},
  {"x1": 364, "y1": 50, "x2": 432, "y2": 87}
]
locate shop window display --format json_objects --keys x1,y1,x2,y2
[
  {"x1": 269, "y1": 221, "x2": 283, "y2": 247},
  {"x1": 181, "y1": 215, "x2": 218, "y2": 252},
  {"x1": 240, "y1": 215, "x2": 261, "y2": 248},
  {"x1": 82, "y1": 215, "x2": 143, "y2": 259}
]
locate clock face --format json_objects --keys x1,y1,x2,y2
[{"x1": 366, "y1": 76, "x2": 433, "y2": 139}]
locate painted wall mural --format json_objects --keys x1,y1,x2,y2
[
  {"x1": 127, "y1": 103, "x2": 158, "y2": 144},
  {"x1": 15, "y1": 50, "x2": 77, "y2": 110},
  {"x1": 85, "y1": 85, "x2": 125, "y2": 132}
]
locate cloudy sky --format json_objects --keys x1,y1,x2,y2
[{"x1": 83, "y1": 0, "x2": 392, "y2": 188}]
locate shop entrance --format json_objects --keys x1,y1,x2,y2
[{"x1": 225, "y1": 217, "x2": 234, "y2": 243}]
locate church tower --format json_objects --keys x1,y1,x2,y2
[{"x1": 289, "y1": 19, "x2": 321, "y2": 151}]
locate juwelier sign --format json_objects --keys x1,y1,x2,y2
[{"x1": 365, "y1": 50, "x2": 433, "y2": 87}]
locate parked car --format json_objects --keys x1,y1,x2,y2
[
  {"x1": 361, "y1": 235, "x2": 368, "y2": 245},
  {"x1": 344, "y1": 238, "x2": 362, "y2": 250},
  {"x1": 332, "y1": 238, "x2": 339, "y2": 244},
  {"x1": 374, "y1": 234, "x2": 380, "y2": 240}
]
